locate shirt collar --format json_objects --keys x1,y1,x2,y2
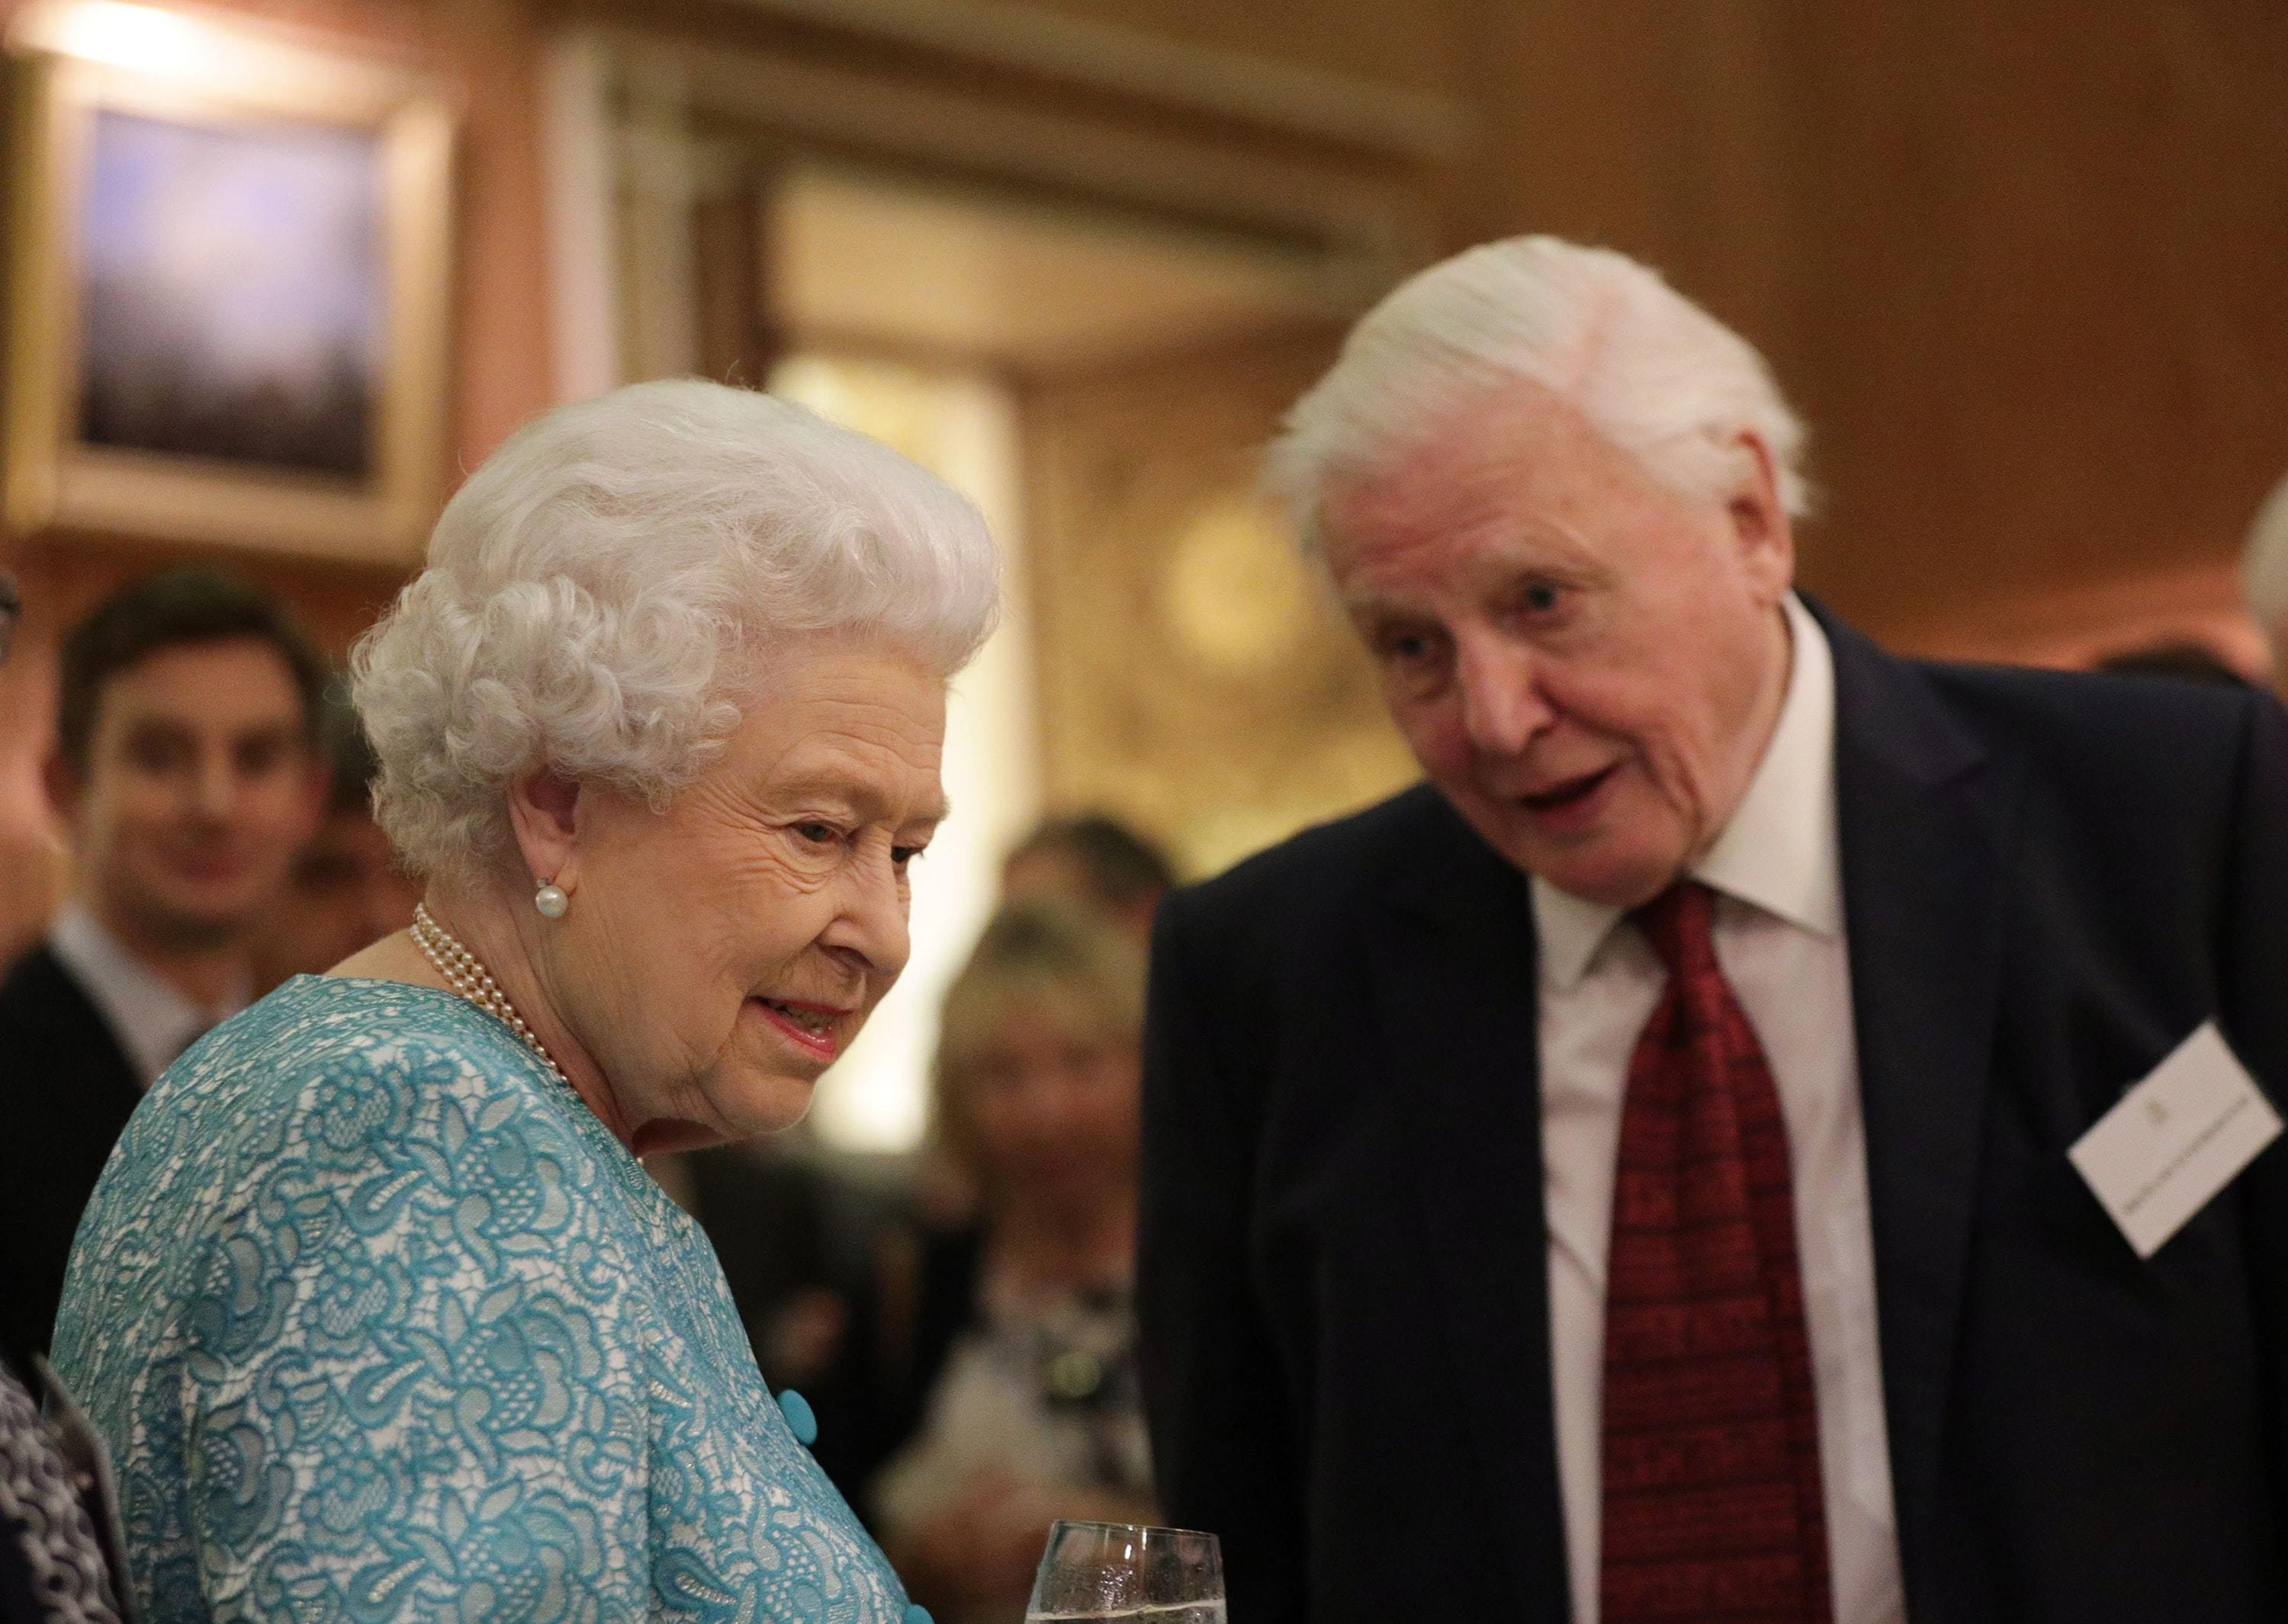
[
  {"x1": 48, "y1": 902, "x2": 247, "y2": 1087},
  {"x1": 1531, "y1": 592, "x2": 1843, "y2": 989}
]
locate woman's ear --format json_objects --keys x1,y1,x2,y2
[{"x1": 505, "y1": 769, "x2": 583, "y2": 897}]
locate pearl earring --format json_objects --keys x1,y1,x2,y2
[{"x1": 534, "y1": 881, "x2": 569, "y2": 919}]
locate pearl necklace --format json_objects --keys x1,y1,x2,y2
[{"x1": 411, "y1": 902, "x2": 572, "y2": 1090}]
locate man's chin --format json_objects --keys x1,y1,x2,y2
[{"x1": 1512, "y1": 840, "x2": 1679, "y2": 911}]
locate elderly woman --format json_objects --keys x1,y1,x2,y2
[
  {"x1": 868, "y1": 900, "x2": 1157, "y2": 1624},
  {"x1": 51, "y1": 380, "x2": 996, "y2": 1622}
]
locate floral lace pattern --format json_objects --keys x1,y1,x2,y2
[{"x1": 52, "y1": 977, "x2": 911, "y2": 1622}]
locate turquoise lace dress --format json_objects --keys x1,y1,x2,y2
[{"x1": 51, "y1": 975, "x2": 925, "y2": 1624}]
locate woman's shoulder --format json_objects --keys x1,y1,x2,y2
[
  {"x1": 149, "y1": 975, "x2": 586, "y2": 1157},
  {"x1": 59, "y1": 977, "x2": 663, "y2": 1377},
  {"x1": 78, "y1": 978, "x2": 638, "y2": 1292}
]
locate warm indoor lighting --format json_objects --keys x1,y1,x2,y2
[{"x1": 43, "y1": 2, "x2": 230, "y2": 80}]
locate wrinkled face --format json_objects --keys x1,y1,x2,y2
[
  {"x1": 258, "y1": 810, "x2": 423, "y2": 983},
  {"x1": 958, "y1": 1007, "x2": 1142, "y2": 1212},
  {"x1": 56, "y1": 638, "x2": 321, "y2": 946},
  {"x1": 552, "y1": 639, "x2": 947, "y2": 1149},
  {"x1": 1324, "y1": 386, "x2": 1795, "y2": 908}
]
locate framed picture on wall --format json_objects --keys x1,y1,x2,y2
[{"x1": 1, "y1": 5, "x2": 454, "y2": 563}]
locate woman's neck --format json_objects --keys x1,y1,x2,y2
[
  {"x1": 987, "y1": 1189, "x2": 1138, "y2": 1297},
  {"x1": 413, "y1": 881, "x2": 634, "y2": 1147}
]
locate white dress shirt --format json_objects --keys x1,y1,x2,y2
[
  {"x1": 1533, "y1": 594, "x2": 1905, "y2": 1624},
  {"x1": 48, "y1": 903, "x2": 246, "y2": 1087}
]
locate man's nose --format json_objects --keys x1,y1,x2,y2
[
  {"x1": 1455, "y1": 640, "x2": 1553, "y2": 756},
  {"x1": 190, "y1": 751, "x2": 236, "y2": 819}
]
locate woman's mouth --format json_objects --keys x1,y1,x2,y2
[{"x1": 752, "y1": 997, "x2": 851, "y2": 1061}]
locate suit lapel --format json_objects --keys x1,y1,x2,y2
[
  {"x1": 1820, "y1": 608, "x2": 2023, "y2": 1606},
  {"x1": 38, "y1": 946, "x2": 149, "y2": 1125},
  {"x1": 1369, "y1": 791, "x2": 1570, "y2": 1622}
]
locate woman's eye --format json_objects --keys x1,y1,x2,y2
[{"x1": 1524, "y1": 583, "x2": 1560, "y2": 612}]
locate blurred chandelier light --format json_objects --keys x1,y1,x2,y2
[{"x1": 27, "y1": 2, "x2": 233, "y2": 79}]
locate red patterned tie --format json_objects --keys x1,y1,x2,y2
[{"x1": 1599, "y1": 881, "x2": 1833, "y2": 1623}]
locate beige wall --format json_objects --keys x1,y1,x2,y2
[
  {"x1": 1457, "y1": 2, "x2": 2288, "y2": 663},
  {"x1": 936, "y1": 0, "x2": 2288, "y2": 663}
]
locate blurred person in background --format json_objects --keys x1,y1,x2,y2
[
  {"x1": 0, "y1": 567, "x2": 325, "y2": 1372},
  {"x1": 0, "y1": 563, "x2": 135, "y2": 1624},
  {"x1": 0, "y1": 566, "x2": 63, "y2": 970},
  {"x1": 873, "y1": 900, "x2": 1155, "y2": 1624},
  {"x1": 1001, "y1": 812, "x2": 1175, "y2": 941},
  {"x1": 1142, "y1": 236, "x2": 2288, "y2": 1624},
  {"x1": 53, "y1": 380, "x2": 993, "y2": 1622},
  {"x1": 2245, "y1": 467, "x2": 2288, "y2": 701},
  {"x1": 250, "y1": 679, "x2": 423, "y2": 990}
]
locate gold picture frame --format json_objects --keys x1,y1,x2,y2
[{"x1": 2, "y1": 3, "x2": 454, "y2": 564}]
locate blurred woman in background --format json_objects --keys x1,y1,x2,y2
[{"x1": 874, "y1": 900, "x2": 1157, "y2": 1624}]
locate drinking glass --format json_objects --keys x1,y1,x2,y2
[{"x1": 1024, "y1": 1520, "x2": 1226, "y2": 1624}]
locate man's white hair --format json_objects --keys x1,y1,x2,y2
[
  {"x1": 1265, "y1": 236, "x2": 1811, "y2": 554},
  {"x1": 2243, "y1": 467, "x2": 2288, "y2": 629},
  {"x1": 353, "y1": 378, "x2": 999, "y2": 881}
]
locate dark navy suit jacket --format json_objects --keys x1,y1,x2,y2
[
  {"x1": 1138, "y1": 606, "x2": 2288, "y2": 1623},
  {"x1": 0, "y1": 945, "x2": 143, "y2": 1373}
]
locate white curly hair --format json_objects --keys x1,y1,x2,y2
[
  {"x1": 352, "y1": 379, "x2": 1000, "y2": 881},
  {"x1": 1265, "y1": 236, "x2": 1811, "y2": 556}
]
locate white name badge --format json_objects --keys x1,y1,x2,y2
[{"x1": 2069, "y1": 1021, "x2": 2283, "y2": 1259}]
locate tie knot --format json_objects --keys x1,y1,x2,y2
[{"x1": 1633, "y1": 880, "x2": 1718, "y2": 980}]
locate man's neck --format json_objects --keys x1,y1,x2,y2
[{"x1": 79, "y1": 891, "x2": 250, "y2": 1011}]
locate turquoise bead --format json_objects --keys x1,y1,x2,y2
[
  {"x1": 776, "y1": 1388, "x2": 818, "y2": 1446},
  {"x1": 903, "y1": 1607, "x2": 934, "y2": 1624}
]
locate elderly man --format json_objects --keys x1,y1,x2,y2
[
  {"x1": 1138, "y1": 238, "x2": 2288, "y2": 1624},
  {"x1": 2245, "y1": 469, "x2": 2288, "y2": 701}
]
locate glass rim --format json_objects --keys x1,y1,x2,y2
[{"x1": 1044, "y1": 1517, "x2": 1220, "y2": 1544}]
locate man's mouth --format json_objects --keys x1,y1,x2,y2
[{"x1": 1518, "y1": 764, "x2": 1618, "y2": 813}]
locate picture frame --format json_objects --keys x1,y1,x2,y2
[{"x1": 2, "y1": 4, "x2": 454, "y2": 564}]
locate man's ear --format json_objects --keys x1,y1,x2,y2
[
  {"x1": 1726, "y1": 429, "x2": 1795, "y2": 602},
  {"x1": 504, "y1": 768, "x2": 583, "y2": 897}
]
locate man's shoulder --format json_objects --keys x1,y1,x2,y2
[
  {"x1": 1172, "y1": 782, "x2": 1449, "y2": 917},
  {"x1": 1152, "y1": 783, "x2": 1477, "y2": 988},
  {"x1": 0, "y1": 942, "x2": 89, "y2": 1024},
  {"x1": 1821, "y1": 606, "x2": 2265, "y2": 799},
  {"x1": 1907, "y1": 653, "x2": 2264, "y2": 792},
  {"x1": 0, "y1": 942, "x2": 135, "y2": 1098}
]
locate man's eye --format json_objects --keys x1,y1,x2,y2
[
  {"x1": 1524, "y1": 583, "x2": 1561, "y2": 612},
  {"x1": 892, "y1": 844, "x2": 927, "y2": 868},
  {"x1": 793, "y1": 823, "x2": 840, "y2": 847},
  {"x1": 1381, "y1": 629, "x2": 1440, "y2": 663}
]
